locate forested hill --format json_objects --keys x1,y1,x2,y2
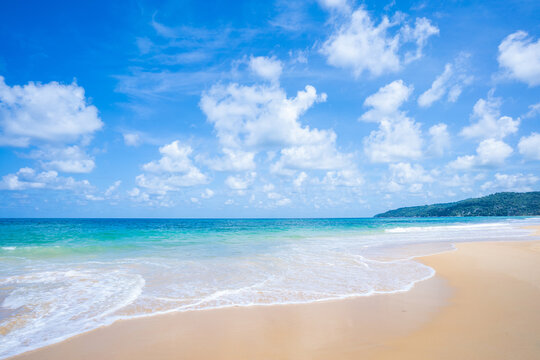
[{"x1": 374, "y1": 192, "x2": 540, "y2": 218}]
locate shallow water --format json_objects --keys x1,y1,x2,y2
[{"x1": 0, "y1": 217, "x2": 538, "y2": 358}]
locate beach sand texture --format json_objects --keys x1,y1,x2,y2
[{"x1": 11, "y1": 237, "x2": 540, "y2": 360}]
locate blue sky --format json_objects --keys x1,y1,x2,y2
[{"x1": 0, "y1": 0, "x2": 539, "y2": 217}]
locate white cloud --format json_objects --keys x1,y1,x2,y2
[
  {"x1": 200, "y1": 77, "x2": 354, "y2": 175},
  {"x1": 481, "y1": 173, "x2": 538, "y2": 192},
  {"x1": 104, "y1": 180, "x2": 122, "y2": 197},
  {"x1": 518, "y1": 132, "x2": 540, "y2": 160},
  {"x1": 498, "y1": 31, "x2": 540, "y2": 86},
  {"x1": 135, "y1": 140, "x2": 207, "y2": 194},
  {"x1": 360, "y1": 80, "x2": 413, "y2": 122},
  {"x1": 475, "y1": 138, "x2": 513, "y2": 166},
  {"x1": 322, "y1": 169, "x2": 363, "y2": 187},
  {"x1": 262, "y1": 183, "x2": 275, "y2": 192},
  {"x1": 201, "y1": 83, "x2": 327, "y2": 150},
  {"x1": 262, "y1": 188, "x2": 292, "y2": 206},
  {"x1": 364, "y1": 116, "x2": 423, "y2": 163},
  {"x1": 418, "y1": 54, "x2": 472, "y2": 107},
  {"x1": 127, "y1": 187, "x2": 151, "y2": 204},
  {"x1": 289, "y1": 49, "x2": 308, "y2": 64},
  {"x1": 135, "y1": 172, "x2": 207, "y2": 194},
  {"x1": 386, "y1": 162, "x2": 433, "y2": 193},
  {"x1": 203, "y1": 148, "x2": 256, "y2": 172},
  {"x1": 201, "y1": 188, "x2": 215, "y2": 199},
  {"x1": 448, "y1": 155, "x2": 476, "y2": 170},
  {"x1": 361, "y1": 80, "x2": 423, "y2": 162},
  {"x1": 400, "y1": 17, "x2": 441, "y2": 64},
  {"x1": 151, "y1": 18, "x2": 179, "y2": 39},
  {"x1": 123, "y1": 132, "x2": 141, "y2": 147},
  {"x1": 293, "y1": 171, "x2": 308, "y2": 187},
  {"x1": 85, "y1": 194, "x2": 104, "y2": 201},
  {"x1": 442, "y1": 174, "x2": 484, "y2": 192},
  {"x1": 524, "y1": 103, "x2": 540, "y2": 118},
  {"x1": 0, "y1": 167, "x2": 91, "y2": 191},
  {"x1": 460, "y1": 93, "x2": 519, "y2": 140},
  {"x1": 271, "y1": 137, "x2": 352, "y2": 174},
  {"x1": 389, "y1": 162, "x2": 433, "y2": 184},
  {"x1": 320, "y1": 7, "x2": 438, "y2": 77},
  {"x1": 275, "y1": 198, "x2": 292, "y2": 206},
  {"x1": 249, "y1": 56, "x2": 283, "y2": 83},
  {"x1": 0, "y1": 76, "x2": 103, "y2": 147},
  {"x1": 267, "y1": 192, "x2": 281, "y2": 200},
  {"x1": 427, "y1": 123, "x2": 450, "y2": 156},
  {"x1": 29, "y1": 145, "x2": 95, "y2": 173},
  {"x1": 448, "y1": 138, "x2": 513, "y2": 170},
  {"x1": 225, "y1": 172, "x2": 256, "y2": 190},
  {"x1": 143, "y1": 141, "x2": 198, "y2": 173},
  {"x1": 317, "y1": 0, "x2": 350, "y2": 12}
]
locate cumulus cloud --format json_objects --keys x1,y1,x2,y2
[
  {"x1": 135, "y1": 140, "x2": 207, "y2": 194},
  {"x1": 225, "y1": 172, "x2": 256, "y2": 191},
  {"x1": 361, "y1": 80, "x2": 423, "y2": 162},
  {"x1": 321, "y1": 169, "x2": 363, "y2": 187},
  {"x1": 386, "y1": 162, "x2": 433, "y2": 192},
  {"x1": 201, "y1": 188, "x2": 215, "y2": 199},
  {"x1": 418, "y1": 54, "x2": 472, "y2": 107},
  {"x1": 29, "y1": 145, "x2": 95, "y2": 173},
  {"x1": 448, "y1": 138, "x2": 513, "y2": 170},
  {"x1": 275, "y1": 198, "x2": 292, "y2": 206},
  {"x1": 261, "y1": 186, "x2": 292, "y2": 207},
  {"x1": 427, "y1": 123, "x2": 450, "y2": 156},
  {"x1": 271, "y1": 136, "x2": 353, "y2": 175},
  {"x1": 518, "y1": 132, "x2": 540, "y2": 160},
  {"x1": 364, "y1": 120, "x2": 423, "y2": 163},
  {"x1": 0, "y1": 76, "x2": 102, "y2": 147},
  {"x1": 440, "y1": 173, "x2": 486, "y2": 194},
  {"x1": 293, "y1": 171, "x2": 308, "y2": 187},
  {"x1": 460, "y1": 93, "x2": 519, "y2": 140},
  {"x1": 249, "y1": 56, "x2": 283, "y2": 83},
  {"x1": 200, "y1": 67, "x2": 355, "y2": 175},
  {"x1": 481, "y1": 173, "x2": 538, "y2": 192},
  {"x1": 389, "y1": 162, "x2": 433, "y2": 183},
  {"x1": 0, "y1": 167, "x2": 91, "y2": 191},
  {"x1": 320, "y1": 7, "x2": 438, "y2": 77},
  {"x1": 498, "y1": 31, "x2": 540, "y2": 86},
  {"x1": 360, "y1": 80, "x2": 413, "y2": 122},
  {"x1": 201, "y1": 83, "x2": 326, "y2": 150},
  {"x1": 203, "y1": 148, "x2": 256, "y2": 172}
]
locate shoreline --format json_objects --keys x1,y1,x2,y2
[
  {"x1": 10, "y1": 274, "x2": 452, "y2": 360},
  {"x1": 8, "y1": 234, "x2": 540, "y2": 359}
]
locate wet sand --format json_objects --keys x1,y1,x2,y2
[{"x1": 11, "y1": 235, "x2": 540, "y2": 359}]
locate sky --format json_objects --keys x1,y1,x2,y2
[{"x1": 0, "y1": 0, "x2": 539, "y2": 218}]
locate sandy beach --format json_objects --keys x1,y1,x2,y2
[{"x1": 10, "y1": 234, "x2": 540, "y2": 360}]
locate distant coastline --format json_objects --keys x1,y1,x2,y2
[{"x1": 375, "y1": 192, "x2": 540, "y2": 218}]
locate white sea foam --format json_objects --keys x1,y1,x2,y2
[
  {"x1": 385, "y1": 222, "x2": 510, "y2": 233},
  {"x1": 0, "y1": 269, "x2": 145, "y2": 359}
]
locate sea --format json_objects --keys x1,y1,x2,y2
[{"x1": 1, "y1": 217, "x2": 539, "y2": 358}]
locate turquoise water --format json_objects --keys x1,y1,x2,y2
[{"x1": 1, "y1": 217, "x2": 539, "y2": 358}]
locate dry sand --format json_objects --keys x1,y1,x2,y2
[{"x1": 11, "y1": 234, "x2": 540, "y2": 360}]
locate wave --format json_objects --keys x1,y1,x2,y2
[{"x1": 384, "y1": 222, "x2": 511, "y2": 233}]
